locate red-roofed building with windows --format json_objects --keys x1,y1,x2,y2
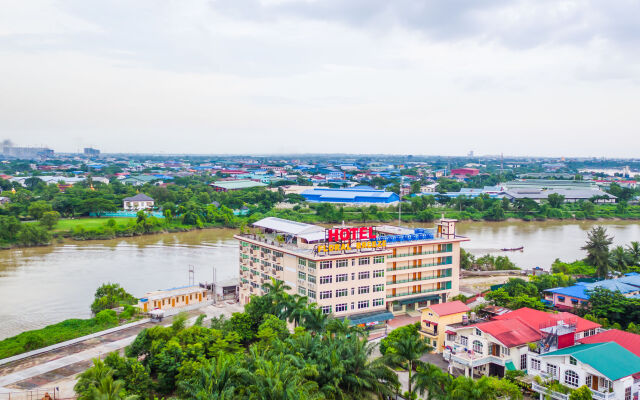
[{"x1": 443, "y1": 307, "x2": 600, "y2": 378}]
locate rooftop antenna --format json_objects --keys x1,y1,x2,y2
[{"x1": 189, "y1": 265, "x2": 195, "y2": 286}]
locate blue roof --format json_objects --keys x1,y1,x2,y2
[
  {"x1": 546, "y1": 285, "x2": 590, "y2": 300},
  {"x1": 301, "y1": 187, "x2": 400, "y2": 203},
  {"x1": 546, "y1": 276, "x2": 640, "y2": 300}
]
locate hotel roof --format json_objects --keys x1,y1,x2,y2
[{"x1": 252, "y1": 217, "x2": 324, "y2": 236}]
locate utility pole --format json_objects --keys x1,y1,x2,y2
[
  {"x1": 188, "y1": 265, "x2": 194, "y2": 286},
  {"x1": 212, "y1": 266, "x2": 217, "y2": 304},
  {"x1": 398, "y1": 176, "x2": 403, "y2": 226}
]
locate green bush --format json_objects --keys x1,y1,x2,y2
[{"x1": 95, "y1": 309, "x2": 118, "y2": 326}]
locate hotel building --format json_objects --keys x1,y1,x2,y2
[{"x1": 235, "y1": 217, "x2": 469, "y2": 324}]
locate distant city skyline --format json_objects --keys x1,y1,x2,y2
[{"x1": 2, "y1": 1, "x2": 639, "y2": 156}]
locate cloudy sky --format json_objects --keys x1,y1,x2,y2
[{"x1": 1, "y1": 0, "x2": 639, "y2": 156}]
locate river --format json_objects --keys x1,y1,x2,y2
[{"x1": 1, "y1": 220, "x2": 640, "y2": 340}]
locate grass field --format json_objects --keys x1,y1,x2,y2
[{"x1": 55, "y1": 217, "x2": 136, "y2": 231}]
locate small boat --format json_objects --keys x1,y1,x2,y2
[{"x1": 501, "y1": 246, "x2": 524, "y2": 252}]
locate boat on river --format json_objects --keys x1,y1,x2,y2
[{"x1": 501, "y1": 246, "x2": 524, "y2": 251}]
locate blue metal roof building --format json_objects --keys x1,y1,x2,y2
[{"x1": 301, "y1": 186, "x2": 400, "y2": 204}]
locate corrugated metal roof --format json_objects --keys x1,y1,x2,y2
[
  {"x1": 252, "y1": 217, "x2": 324, "y2": 236},
  {"x1": 211, "y1": 180, "x2": 267, "y2": 189}
]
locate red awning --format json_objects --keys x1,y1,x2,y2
[
  {"x1": 422, "y1": 320, "x2": 438, "y2": 326},
  {"x1": 445, "y1": 330, "x2": 456, "y2": 335}
]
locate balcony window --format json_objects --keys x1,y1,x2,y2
[
  {"x1": 472, "y1": 340, "x2": 483, "y2": 354},
  {"x1": 564, "y1": 370, "x2": 579, "y2": 388}
]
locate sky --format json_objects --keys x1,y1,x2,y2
[{"x1": 1, "y1": 0, "x2": 639, "y2": 157}]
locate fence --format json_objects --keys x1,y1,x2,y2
[{"x1": 0, "y1": 388, "x2": 63, "y2": 400}]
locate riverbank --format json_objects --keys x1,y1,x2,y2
[{"x1": 3, "y1": 212, "x2": 640, "y2": 251}]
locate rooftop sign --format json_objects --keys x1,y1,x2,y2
[{"x1": 327, "y1": 227, "x2": 376, "y2": 242}]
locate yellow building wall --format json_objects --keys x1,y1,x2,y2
[{"x1": 419, "y1": 309, "x2": 467, "y2": 353}]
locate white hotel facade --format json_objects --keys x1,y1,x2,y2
[{"x1": 235, "y1": 217, "x2": 468, "y2": 325}]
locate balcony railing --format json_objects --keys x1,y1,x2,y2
[
  {"x1": 387, "y1": 273, "x2": 452, "y2": 285},
  {"x1": 387, "y1": 261, "x2": 452, "y2": 272},
  {"x1": 387, "y1": 249, "x2": 451, "y2": 259},
  {"x1": 386, "y1": 287, "x2": 446, "y2": 298}
]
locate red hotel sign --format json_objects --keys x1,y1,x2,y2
[{"x1": 327, "y1": 227, "x2": 376, "y2": 242}]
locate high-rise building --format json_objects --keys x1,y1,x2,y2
[
  {"x1": 1, "y1": 142, "x2": 53, "y2": 159},
  {"x1": 84, "y1": 147, "x2": 100, "y2": 156},
  {"x1": 235, "y1": 217, "x2": 468, "y2": 326}
]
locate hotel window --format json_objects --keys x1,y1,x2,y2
[
  {"x1": 460, "y1": 336, "x2": 468, "y2": 346},
  {"x1": 564, "y1": 370, "x2": 579, "y2": 388},
  {"x1": 308, "y1": 261, "x2": 316, "y2": 270},
  {"x1": 351, "y1": 288, "x2": 355, "y2": 295},
  {"x1": 336, "y1": 273, "x2": 348, "y2": 282},
  {"x1": 274, "y1": 251, "x2": 283, "y2": 258},
  {"x1": 531, "y1": 358, "x2": 540, "y2": 370},
  {"x1": 320, "y1": 276, "x2": 333, "y2": 284},
  {"x1": 298, "y1": 287, "x2": 307, "y2": 295},
  {"x1": 263, "y1": 248, "x2": 271, "y2": 254},
  {"x1": 321, "y1": 305, "x2": 332, "y2": 315},
  {"x1": 520, "y1": 354, "x2": 527, "y2": 370},
  {"x1": 336, "y1": 259, "x2": 348, "y2": 268},
  {"x1": 320, "y1": 291, "x2": 332, "y2": 299},
  {"x1": 373, "y1": 255, "x2": 384, "y2": 264},
  {"x1": 358, "y1": 286, "x2": 370, "y2": 294},
  {"x1": 373, "y1": 298, "x2": 384, "y2": 307},
  {"x1": 358, "y1": 271, "x2": 370, "y2": 280},
  {"x1": 546, "y1": 364, "x2": 557, "y2": 378},
  {"x1": 358, "y1": 300, "x2": 369, "y2": 309},
  {"x1": 308, "y1": 290, "x2": 316, "y2": 299},
  {"x1": 274, "y1": 265, "x2": 283, "y2": 271},
  {"x1": 373, "y1": 284, "x2": 384, "y2": 292},
  {"x1": 298, "y1": 258, "x2": 307, "y2": 266},
  {"x1": 308, "y1": 275, "x2": 316, "y2": 284},
  {"x1": 373, "y1": 269, "x2": 384, "y2": 278},
  {"x1": 298, "y1": 272, "x2": 306, "y2": 280},
  {"x1": 320, "y1": 261, "x2": 332, "y2": 269},
  {"x1": 569, "y1": 356, "x2": 577, "y2": 365},
  {"x1": 359, "y1": 257, "x2": 370, "y2": 265},
  {"x1": 335, "y1": 303, "x2": 347, "y2": 313},
  {"x1": 336, "y1": 288, "x2": 348, "y2": 297}
]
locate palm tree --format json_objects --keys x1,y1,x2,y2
[
  {"x1": 302, "y1": 306, "x2": 328, "y2": 334},
  {"x1": 74, "y1": 358, "x2": 115, "y2": 399},
  {"x1": 90, "y1": 376, "x2": 137, "y2": 400},
  {"x1": 412, "y1": 362, "x2": 451, "y2": 400},
  {"x1": 339, "y1": 336, "x2": 399, "y2": 398},
  {"x1": 626, "y1": 241, "x2": 640, "y2": 266},
  {"x1": 263, "y1": 278, "x2": 292, "y2": 317},
  {"x1": 384, "y1": 333, "x2": 432, "y2": 396},
  {"x1": 609, "y1": 245, "x2": 630, "y2": 274},
  {"x1": 241, "y1": 353, "x2": 319, "y2": 400},
  {"x1": 581, "y1": 226, "x2": 613, "y2": 278},
  {"x1": 285, "y1": 294, "x2": 308, "y2": 327},
  {"x1": 178, "y1": 354, "x2": 239, "y2": 400}
]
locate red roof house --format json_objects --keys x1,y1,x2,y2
[
  {"x1": 429, "y1": 301, "x2": 470, "y2": 316},
  {"x1": 493, "y1": 307, "x2": 600, "y2": 335},
  {"x1": 472, "y1": 318, "x2": 543, "y2": 348}
]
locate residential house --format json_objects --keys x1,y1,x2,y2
[
  {"x1": 123, "y1": 193, "x2": 155, "y2": 211},
  {"x1": 544, "y1": 274, "x2": 640, "y2": 310},
  {"x1": 419, "y1": 301, "x2": 470, "y2": 352},
  {"x1": 443, "y1": 307, "x2": 600, "y2": 378},
  {"x1": 529, "y1": 342, "x2": 640, "y2": 400}
]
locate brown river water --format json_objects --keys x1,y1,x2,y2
[{"x1": 1, "y1": 220, "x2": 640, "y2": 340}]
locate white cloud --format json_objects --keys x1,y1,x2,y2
[{"x1": 0, "y1": 0, "x2": 638, "y2": 156}]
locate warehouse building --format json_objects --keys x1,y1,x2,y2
[{"x1": 301, "y1": 186, "x2": 400, "y2": 204}]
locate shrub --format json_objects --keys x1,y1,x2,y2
[{"x1": 95, "y1": 309, "x2": 118, "y2": 326}]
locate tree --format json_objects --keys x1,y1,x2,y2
[
  {"x1": 626, "y1": 241, "x2": 640, "y2": 266},
  {"x1": 91, "y1": 283, "x2": 136, "y2": 314},
  {"x1": 74, "y1": 358, "x2": 115, "y2": 400},
  {"x1": 28, "y1": 200, "x2": 52, "y2": 220},
  {"x1": 39, "y1": 210, "x2": 60, "y2": 230},
  {"x1": 609, "y1": 246, "x2": 630, "y2": 273},
  {"x1": 547, "y1": 193, "x2": 565, "y2": 208},
  {"x1": 178, "y1": 354, "x2": 239, "y2": 400},
  {"x1": 90, "y1": 375, "x2": 137, "y2": 400},
  {"x1": 413, "y1": 362, "x2": 451, "y2": 400},
  {"x1": 384, "y1": 329, "x2": 432, "y2": 397},
  {"x1": 16, "y1": 223, "x2": 51, "y2": 246},
  {"x1": 581, "y1": 226, "x2": 613, "y2": 278},
  {"x1": 569, "y1": 385, "x2": 594, "y2": 400},
  {"x1": 81, "y1": 198, "x2": 117, "y2": 216}
]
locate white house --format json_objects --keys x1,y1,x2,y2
[{"x1": 123, "y1": 193, "x2": 154, "y2": 211}]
